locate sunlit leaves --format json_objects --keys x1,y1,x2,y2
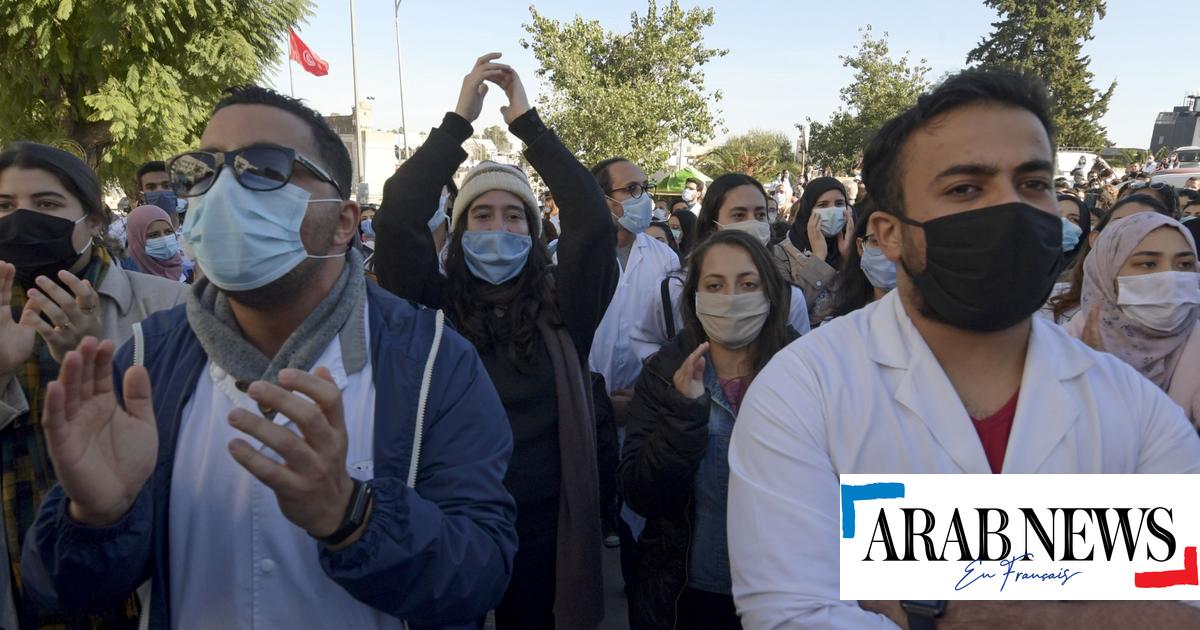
[{"x1": 521, "y1": 0, "x2": 727, "y2": 172}]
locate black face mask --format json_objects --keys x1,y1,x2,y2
[
  {"x1": 0, "y1": 209, "x2": 88, "y2": 287},
  {"x1": 898, "y1": 202, "x2": 1063, "y2": 332}
]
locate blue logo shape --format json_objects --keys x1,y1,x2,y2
[{"x1": 841, "y1": 482, "x2": 905, "y2": 538}]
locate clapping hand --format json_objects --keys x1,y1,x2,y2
[
  {"x1": 0, "y1": 262, "x2": 35, "y2": 378},
  {"x1": 455, "y1": 53, "x2": 513, "y2": 124},
  {"x1": 42, "y1": 337, "x2": 158, "y2": 526},
  {"x1": 226, "y1": 367, "x2": 358, "y2": 542},
  {"x1": 489, "y1": 63, "x2": 531, "y2": 125},
  {"x1": 20, "y1": 270, "x2": 103, "y2": 363}
]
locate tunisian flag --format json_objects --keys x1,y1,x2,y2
[{"x1": 289, "y1": 28, "x2": 329, "y2": 77}]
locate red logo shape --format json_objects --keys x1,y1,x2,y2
[{"x1": 1135, "y1": 546, "x2": 1198, "y2": 588}]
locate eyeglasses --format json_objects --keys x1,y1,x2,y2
[
  {"x1": 606, "y1": 181, "x2": 655, "y2": 199},
  {"x1": 862, "y1": 234, "x2": 880, "y2": 248},
  {"x1": 167, "y1": 145, "x2": 343, "y2": 198},
  {"x1": 1128, "y1": 181, "x2": 1170, "y2": 191}
]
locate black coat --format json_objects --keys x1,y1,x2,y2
[
  {"x1": 619, "y1": 326, "x2": 799, "y2": 629},
  {"x1": 618, "y1": 328, "x2": 713, "y2": 630}
]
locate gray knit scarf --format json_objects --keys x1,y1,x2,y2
[{"x1": 186, "y1": 249, "x2": 368, "y2": 386}]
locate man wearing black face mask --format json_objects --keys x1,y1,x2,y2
[{"x1": 725, "y1": 70, "x2": 1200, "y2": 629}]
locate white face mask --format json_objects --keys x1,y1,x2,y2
[
  {"x1": 695, "y1": 291, "x2": 770, "y2": 349},
  {"x1": 718, "y1": 219, "x2": 771, "y2": 246},
  {"x1": 1116, "y1": 271, "x2": 1200, "y2": 333},
  {"x1": 682, "y1": 189, "x2": 698, "y2": 203}
]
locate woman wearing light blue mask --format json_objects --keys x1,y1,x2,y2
[
  {"x1": 371, "y1": 56, "x2": 618, "y2": 630},
  {"x1": 777, "y1": 176, "x2": 853, "y2": 319},
  {"x1": 1057, "y1": 193, "x2": 1090, "y2": 273},
  {"x1": 821, "y1": 198, "x2": 895, "y2": 324},
  {"x1": 126, "y1": 204, "x2": 185, "y2": 282}
]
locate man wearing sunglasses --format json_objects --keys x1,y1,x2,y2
[{"x1": 22, "y1": 85, "x2": 517, "y2": 629}]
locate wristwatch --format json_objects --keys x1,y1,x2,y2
[
  {"x1": 900, "y1": 600, "x2": 946, "y2": 630},
  {"x1": 317, "y1": 478, "x2": 374, "y2": 547}
]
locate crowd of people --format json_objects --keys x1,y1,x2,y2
[{"x1": 1, "y1": 51, "x2": 1200, "y2": 630}]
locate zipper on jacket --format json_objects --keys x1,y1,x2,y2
[
  {"x1": 407, "y1": 309, "x2": 445, "y2": 488},
  {"x1": 671, "y1": 496, "x2": 694, "y2": 630}
]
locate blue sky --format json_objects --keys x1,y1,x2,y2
[{"x1": 267, "y1": 0, "x2": 1200, "y2": 151}]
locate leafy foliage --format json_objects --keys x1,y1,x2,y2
[
  {"x1": 807, "y1": 26, "x2": 931, "y2": 175},
  {"x1": 521, "y1": 0, "x2": 727, "y2": 172},
  {"x1": 967, "y1": 0, "x2": 1115, "y2": 149},
  {"x1": 0, "y1": 0, "x2": 311, "y2": 193},
  {"x1": 481, "y1": 125, "x2": 513, "y2": 154},
  {"x1": 696, "y1": 130, "x2": 798, "y2": 182}
]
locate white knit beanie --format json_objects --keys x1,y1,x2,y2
[{"x1": 451, "y1": 160, "x2": 541, "y2": 235}]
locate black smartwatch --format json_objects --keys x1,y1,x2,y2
[
  {"x1": 900, "y1": 600, "x2": 946, "y2": 630},
  {"x1": 317, "y1": 478, "x2": 374, "y2": 547}
]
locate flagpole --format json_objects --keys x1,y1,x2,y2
[
  {"x1": 349, "y1": 0, "x2": 364, "y2": 197},
  {"x1": 288, "y1": 34, "x2": 295, "y2": 98},
  {"x1": 394, "y1": 0, "x2": 410, "y2": 159}
]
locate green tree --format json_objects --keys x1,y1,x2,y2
[
  {"x1": 807, "y1": 26, "x2": 931, "y2": 175},
  {"x1": 697, "y1": 130, "x2": 798, "y2": 182},
  {"x1": 481, "y1": 125, "x2": 513, "y2": 154},
  {"x1": 967, "y1": 0, "x2": 1115, "y2": 149},
  {"x1": 521, "y1": 0, "x2": 727, "y2": 172},
  {"x1": 0, "y1": 0, "x2": 311, "y2": 193}
]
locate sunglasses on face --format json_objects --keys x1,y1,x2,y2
[
  {"x1": 1129, "y1": 181, "x2": 1170, "y2": 191},
  {"x1": 167, "y1": 145, "x2": 342, "y2": 199}
]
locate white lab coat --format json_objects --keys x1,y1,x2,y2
[
  {"x1": 589, "y1": 232, "x2": 682, "y2": 393},
  {"x1": 727, "y1": 290, "x2": 1200, "y2": 630},
  {"x1": 629, "y1": 273, "x2": 811, "y2": 364}
]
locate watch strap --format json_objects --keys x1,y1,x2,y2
[
  {"x1": 906, "y1": 613, "x2": 937, "y2": 630},
  {"x1": 318, "y1": 478, "x2": 372, "y2": 546},
  {"x1": 900, "y1": 600, "x2": 945, "y2": 630}
]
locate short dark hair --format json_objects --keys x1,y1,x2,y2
[
  {"x1": 863, "y1": 69, "x2": 1055, "y2": 217},
  {"x1": 591, "y1": 156, "x2": 633, "y2": 193},
  {"x1": 685, "y1": 177, "x2": 704, "y2": 191},
  {"x1": 212, "y1": 85, "x2": 352, "y2": 200},
  {"x1": 136, "y1": 160, "x2": 167, "y2": 186}
]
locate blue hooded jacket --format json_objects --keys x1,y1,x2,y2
[{"x1": 20, "y1": 282, "x2": 518, "y2": 629}]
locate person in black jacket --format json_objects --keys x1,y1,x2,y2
[
  {"x1": 372, "y1": 53, "x2": 618, "y2": 630},
  {"x1": 619, "y1": 230, "x2": 799, "y2": 630}
]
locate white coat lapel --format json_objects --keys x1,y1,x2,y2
[
  {"x1": 1000, "y1": 320, "x2": 1089, "y2": 473},
  {"x1": 873, "y1": 294, "x2": 992, "y2": 474}
]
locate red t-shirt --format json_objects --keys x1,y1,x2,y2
[{"x1": 970, "y1": 390, "x2": 1019, "y2": 474}]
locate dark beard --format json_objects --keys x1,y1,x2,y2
[
  {"x1": 223, "y1": 257, "x2": 324, "y2": 310},
  {"x1": 897, "y1": 228, "x2": 951, "y2": 326}
]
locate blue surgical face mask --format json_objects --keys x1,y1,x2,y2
[
  {"x1": 144, "y1": 189, "x2": 178, "y2": 214},
  {"x1": 615, "y1": 194, "x2": 653, "y2": 235},
  {"x1": 461, "y1": 230, "x2": 532, "y2": 285},
  {"x1": 671, "y1": 228, "x2": 683, "y2": 242},
  {"x1": 360, "y1": 218, "x2": 375, "y2": 238},
  {"x1": 1061, "y1": 217, "x2": 1082, "y2": 251},
  {"x1": 817, "y1": 206, "x2": 847, "y2": 237},
  {"x1": 145, "y1": 234, "x2": 180, "y2": 261},
  {"x1": 182, "y1": 169, "x2": 343, "y2": 291},
  {"x1": 428, "y1": 191, "x2": 449, "y2": 232},
  {"x1": 859, "y1": 245, "x2": 897, "y2": 291}
]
